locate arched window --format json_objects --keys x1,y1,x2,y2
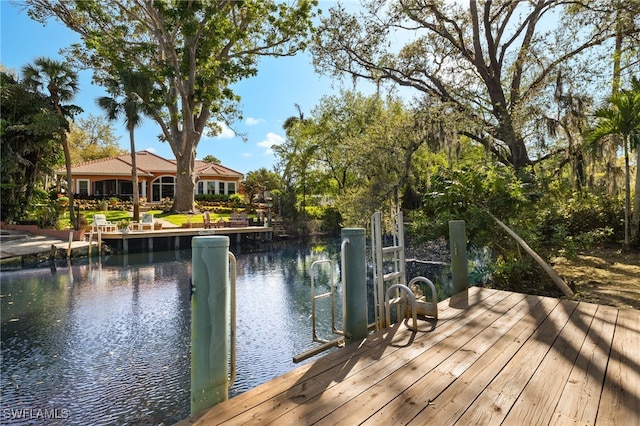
[{"x1": 151, "y1": 176, "x2": 176, "y2": 202}]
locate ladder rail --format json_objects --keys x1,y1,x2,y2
[
  {"x1": 310, "y1": 259, "x2": 342, "y2": 344},
  {"x1": 293, "y1": 258, "x2": 345, "y2": 364},
  {"x1": 228, "y1": 252, "x2": 237, "y2": 388},
  {"x1": 371, "y1": 210, "x2": 407, "y2": 330},
  {"x1": 371, "y1": 212, "x2": 385, "y2": 331}
]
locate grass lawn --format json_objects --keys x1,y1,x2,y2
[{"x1": 67, "y1": 209, "x2": 255, "y2": 228}]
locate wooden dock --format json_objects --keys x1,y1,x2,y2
[
  {"x1": 178, "y1": 287, "x2": 639, "y2": 425},
  {"x1": 95, "y1": 226, "x2": 274, "y2": 253}
]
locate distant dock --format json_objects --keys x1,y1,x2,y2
[{"x1": 96, "y1": 226, "x2": 274, "y2": 253}]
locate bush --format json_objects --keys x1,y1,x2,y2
[
  {"x1": 321, "y1": 207, "x2": 342, "y2": 234},
  {"x1": 537, "y1": 192, "x2": 624, "y2": 251},
  {"x1": 195, "y1": 193, "x2": 229, "y2": 203},
  {"x1": 228, "y1": 193, "x2": 245, "y2": 207}
]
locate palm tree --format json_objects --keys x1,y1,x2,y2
[
  {"x1": 585, "y1": 79, "x2": 640, "y2": 247},
  {"x1": 282, "y1": 104, "x2": 317, "y2": 216},
  {"x1": 97, "y1": 70, "x2": 150, "y2": 222},
  {"x1": 22, "y1": 58, "x2": 81, "y2": 228}
]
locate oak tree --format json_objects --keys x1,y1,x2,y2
[
  {"x1": 312, "y1": 0, "x2": 639, "y2": 172},
  {"x1": 27, "y1": 0, "x2": 318, "y2": 212}
]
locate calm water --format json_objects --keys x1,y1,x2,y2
[{"x1": 0, "y1": 238, "x2": 452, "y2": 425}]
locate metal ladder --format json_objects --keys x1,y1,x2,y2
[
  {"x1": 310, "y1": 259, "x2": 343, "y2": 343},
  {"x1": 372, "y1": 211, "x2": 438, "y2": 331},
  {"x1": 293, "y1": 254, "x2": 346, "y2": 363},
  {"x1": 371, "y1": 211, "x2": 407, "y2": 331}
]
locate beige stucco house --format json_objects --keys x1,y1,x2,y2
[{"x1": 55, "y1": 150, "x2": 243, "y2": 202}]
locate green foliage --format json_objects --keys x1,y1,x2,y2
[
  {"x1": 0, "y1": 71, "x2": 63, "y2": 222},
  {"x1": 195, "y1": 193, "x2": 230, "y2": 203},
  {"x1": 489, "y1": 257, "x2": 536, "y2": 290},
  {"x1": 537, "y1": 192, "x2": 623, "y2": 255},
  {"x1": 201, "y1": 155, "x2": 221, "y2": 164},
  {"x1": 411, "y1": 163, "x2": 529, "y2": 247},
  {"x1": 301, "y1": 205, "x2": 341, "y2": 233},
  {"x1": 242, "y1": 168, "x2": 283, "y2": 202},
  {"x1": 68, "y1": 117, "x2": 125, "y2": 163},
  {"x1": 274, "y1": 91, "x2": 426, "y2": 226},
  {"x1": 228, "y1": 193, "x2": 245, "y2": 207},
  {"x1": 312, "y1": 1, "x2": 637, "y2": 171},
  {"x1": 320, "y1": 206, "x2": 342, "y2": 234}
]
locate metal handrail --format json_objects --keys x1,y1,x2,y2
[
  {"x1": 340, "y1": 237, "x2": 350, "y2": 337},
  {"x1": 228, "y1": 252, "x2": 237, "y2": 388},
  {"x1": 385, "y1": 283, "x2": 418, "y2": 331},
  {"x1": 294, "y1": 258, "x2": 345, "y2": 364},
  {"x1": 408, "y1": 276, "x2": 438, "y2": 320},
  {"x1": 310, "y1": 259, "x2": 338, "y2": 342}
]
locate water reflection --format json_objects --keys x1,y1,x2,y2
[
  {"x1": 2, "y1": 253, "x2": 192, "y2": 425},
  {"x1": 1, "y1": 239, "x2": 452, "y2": 425},
  {"x1": 1, "y1": 240, "x2": 347, "y2": 425}
]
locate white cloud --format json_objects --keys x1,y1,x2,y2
[
  {"x1": 214, "y1": 121, "x2": 236, "y2": 139},
  {"x1": 257, "y1": 132, "x2": 285, "y2": 155},
  {"x1": 245, "y1": 117, "x2": 265, "y2": 126},
  {"x1": 241, "y1": 152, "x2": 252, "y2": 158},
  {"x1": 144, "y1": 147, "x2": 156, "y2": 153}
]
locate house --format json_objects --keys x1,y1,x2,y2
[{"x1": 55, "y1": 151, "x2": 244, "y2": 202}]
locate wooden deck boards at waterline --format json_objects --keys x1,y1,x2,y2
[{"x1": 177, "y1": 287, "x2": 640, "y2": 426}]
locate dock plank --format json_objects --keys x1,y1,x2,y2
[
  {"x1": 456, "y1": 298, "x2": 577, "y2": 425},
  {"x1": 358, "y1": 292, "x2": 531, "y2": 425},
  {"x1": 414, "y1": 295, "x2": 556, "y2": 426},
  {"x1": 502, "y1": 301, "x2": 599, "y2": 425},
  {"x1": 190, "y1": 287, "x2": 500, "y2": 425},
  {"x1": 218, "y1": 288, "x2": 507, "y2": 425},
  {"x1": 318, "y1": 292, "x2": 528, "y2": 425},
  {"x1": 550, "y1": 304, "x2": 618, "y2": 426},
  {"x1": 596, "y1": 308, "x2": 640, "y2": 426},
  {"x1": 175, "y1": 289, "x2": 640, "y2": 426}
]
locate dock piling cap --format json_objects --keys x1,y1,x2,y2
[
  {"x1": 192, "y1": 236, "x2": 229, "y2": 249},
  {"x1": 341, "y1": 228, "x2": 365, "y2": 237}
]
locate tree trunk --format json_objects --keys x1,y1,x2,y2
[
  {"x1": 173, "y1": 148, "x2": 196, "y2": 212},
  {"x1": 61, "y1": 133, "x2": 76, "y2": 229},
  {"x1": 607, "y1": 19, "x2": 623, "y2": 196},
  {"x1": 631, "y1": 146, "x2": 640, "y2": 245},
  {"x1": 623, "y1": 138, "x2": 631, "y2": 249},
  {"x1": 486, "y1": 211, "x2": 575, "y2": 298},
  {"x1": 129, "y1": 126, "x2": 140, "y2": 222}
]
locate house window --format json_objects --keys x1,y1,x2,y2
[
  {"x1": 207, "y1": 182, "x2": 216, "y2": 194},
  {"x1": 93, "y1": 180, "x2": 117, "y2": 196},
  {"x1": 77, "y1": 180, "x2": 89, "y2": 196},
  {"x1": 227, "y1": 182, "x2": 236, "y2": 195},
  {"x1": 151, "y1": 176, "x2": 175, "y2": 202},
  {"x1": 219, "y1": 182, "x2": 225, "y2": 194},
  {"x1": 197, "y1": 181, "x2": 204, "y2": 194},
  {"x1": 119, "y1": 181, "x2": 133, "y2": 197}
]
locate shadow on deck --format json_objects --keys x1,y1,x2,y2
[{"x1": 177, "y1": 287, "x2": 639, "y2": 425}]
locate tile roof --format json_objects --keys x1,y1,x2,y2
[
  {"x1": 195, "y1": 160, "x2": 243, "y2": 178},
  {"x1": 56, "y1": 151, "x2": 243, "y2": 179}
]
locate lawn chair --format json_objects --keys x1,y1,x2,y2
[
  {"x1": 92, "y1": 214, "x2": 117, "y2": 233},
  {"x1": 203, "y1": 211, "x2": 212, "y2": 229},
  {"x1": 133, "y1": 213, "x2": 154, "y2": 231},
  {"x1": 229, "y1": 211, "x2": 248, "y2": 227}
]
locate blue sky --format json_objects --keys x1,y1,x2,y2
[{"x1": 0, "y1": 1, "x2": 364, "y2": 175}]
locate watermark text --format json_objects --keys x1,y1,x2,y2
[{"x1": 3, "y1": 407, "x2": 69, "y2": 421}]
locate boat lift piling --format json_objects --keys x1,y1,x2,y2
[
  {"x1": 448, "y1": 220, "x2": 469, "y2": 297},
  {"x1": 190, "y1": 236, "x2": 236, "y2": 416},
  {"x1": 341, "y1": 228, "x2": 368, "y2": 342}
]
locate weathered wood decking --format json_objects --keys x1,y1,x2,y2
[{"x1": 178, "y1": 287, "x2": 639, "y2": 425}]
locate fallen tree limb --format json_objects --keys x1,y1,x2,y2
[{"x1": 486, "y1": 211, "x2": 575, "y2": 298}]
